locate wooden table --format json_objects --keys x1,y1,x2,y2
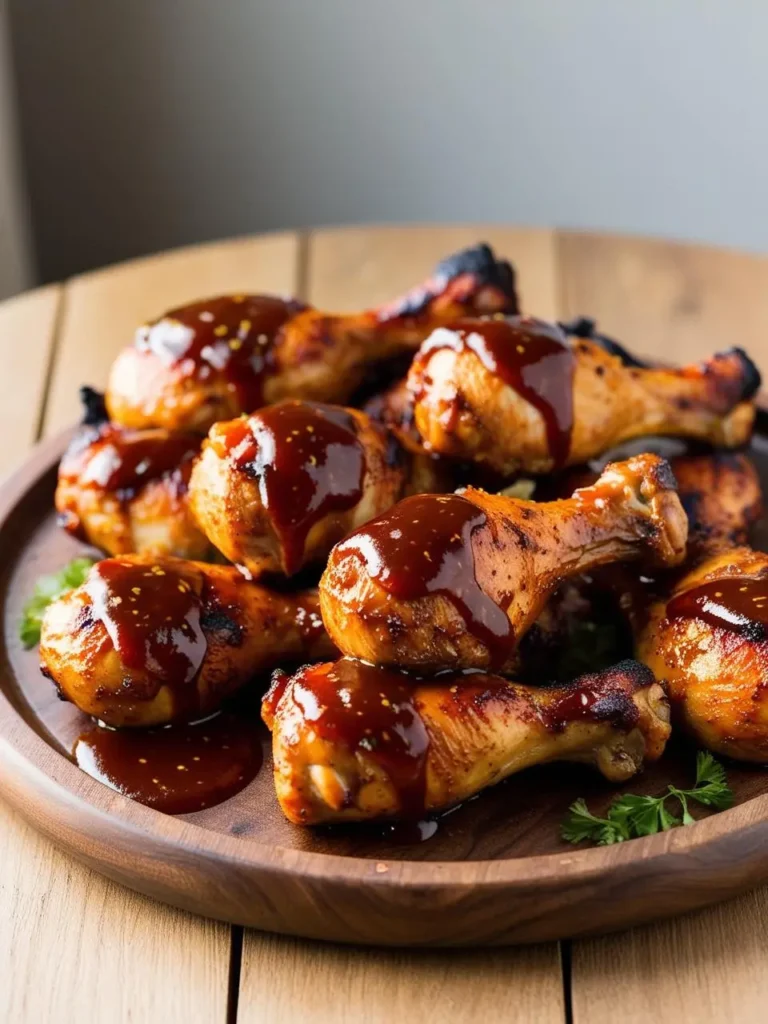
[{"x1": 3, "y1": 224, "x2": 768, "y2": 1023}]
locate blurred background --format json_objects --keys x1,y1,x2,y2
[{"x1": 1, "y1": 0, "x2": 767, "y2": 299}]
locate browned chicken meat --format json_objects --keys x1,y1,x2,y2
[
  {"x1": 670, "y1": 451, "x2": 762, "y2": 558},
  {"x1": 407, "y1": 316, "x2": 760, "y2": 474},
  {"x1": 105, "y1": 244, "x2": 518, "y2": 434},
  {"x1": 188, "y1": 399, "x2": 450, "y2": 579},
  {"x1": 628, "y1": 453, "x2": 768, "y2": 762},
  {"x1": 320, "y1": 453, "x2": 688, "y2": 673},
  {"x1": 56, "y1": 388, "x2": 209, "y2": 559},
  {"x1": 263, "y1": 657, "x2": 671, "y2": 824},
  {"x1": 40, "y1": 555, "x2": 335, "y2": 727}
]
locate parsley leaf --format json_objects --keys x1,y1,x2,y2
[
  {"x1": 19, "y1": 557, "x2": 96, "y2": 648},
  {"x1": 561, "y1": 752, "x2": 734, "y2": 846}
]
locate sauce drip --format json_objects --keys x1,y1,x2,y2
[
  {"x1": 666, "y1": 577, "x2": 768, "y2": 639},
  {"x1": 61, "y1": 424, "x2": 200, "y2": 499},
  {"x1": 73, "y1": 713, "x2": 262, "y2": 814},
  {"x1": 135, "y1": 295, "x2": 306, "y2": 412},
  {"x1": 86, "y1": 560, "x2": 207, "y2": 715},
  {"x1": 336, "y1": 493, "x2": 513, "y2": 667},
  {"x1": 291, "y1": 659, "x2": 430, "y2": 817},
  {"x1": 218, "y1": 401, "x2": 366, "y2": 574},
  {"x1": 416, "y1": 316, "x2": 575, "y2": 467}
]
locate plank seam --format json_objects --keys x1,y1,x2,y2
[
  {"x1": 227, "y1": 925, "x2": 244, "y2": 1024},
  {"x1": 33, "y1": 282, "x2": 69, "y2": 441},
  {"x1": 295, "y1": 230, "x2": 310, "y2": 304}
]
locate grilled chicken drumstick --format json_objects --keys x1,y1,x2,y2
[
  {"x1": 105, "y1": 244, "x2": 518, "y2": 434},
  {"x1": 626, "y1": 453, "x2": 768, "y2": 763},
  {"x1": 320, "y1": 453, "x2": 687, "y2": 673},
  {"x1": 407, "y1": 316, "x2": 760, "y2": 474},
  {"x1": 263, "y1": 657, "x2": 671, "y2": 825},
  {"x1": 56, "y1": 388, "x2": 209, "y2": 559},
  {"x1": 40, "y1": 555, "x2": 334, "y2": 727},
  {"x1": 188, "y1": 398, "x2": 449, "y2": 579}
]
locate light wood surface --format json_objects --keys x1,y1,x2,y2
[
  {"x1": 238, "y1": 933, "x2": 564, "y2": 1024},
  {"x1": 0, "y1": 284, "x2": 59, "y2": 476},
  {"x1": 3, "y1": 224, "x2": 768, "y2": 1020}
]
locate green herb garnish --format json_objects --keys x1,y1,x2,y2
[
  {"x1": 19, "y1": 557, "x2": 96, "y2": 648},
  {"x1": 561, "y1": 751, "x2": 734, "y2": 846}
]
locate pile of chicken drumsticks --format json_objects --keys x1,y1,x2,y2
[{"x1": 39, "y1": 242, "x2": 768, "y2": 826}]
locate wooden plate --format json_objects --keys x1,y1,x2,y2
[{"x1": 4, "y1": 427, "x2": 768, "y2": 948}]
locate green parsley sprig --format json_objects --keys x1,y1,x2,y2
[
  {"x1": 19, "y1": 557, "x2": 96, "y2": 648},
  {"x1": 561, "y1": 751, "x2": 734, "y2": 846}
]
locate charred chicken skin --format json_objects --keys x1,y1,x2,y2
[
  {"x1": 320, "y1": 453, "x2": 688, "y2": 673},
  {"x1": 40, "y1": 555, "x2": 334, "y2": 727},
  {"x1": 628, "y1": 453, "x2": 768, "y2": 763},
  {"x1": 263, "y1": 657, "x2": 671, "y2": 825},
  {"x1": 56, "y1": 388, "x2": 209, "y2": 559},
  {"x1": 105, "y1": 244, "x2": 518, "y2": 434},
  {"x1": 407, "y1": 316, "x2": 760, "y2": 474},
  {"x1": 188, "y1": 399, "x2": 445, "y2": 579}
]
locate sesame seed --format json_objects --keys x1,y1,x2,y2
[{"x1": 138, "y1": 758, "x2": 147, "y2": 764}]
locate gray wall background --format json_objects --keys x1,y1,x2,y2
[{"x1": 8, "y1": 0, "x2": 768, "y2": 283}]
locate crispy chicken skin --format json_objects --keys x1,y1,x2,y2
[
  {"x1": 627, "y1": 453, "x2": 768, "y2": 762},
  {"x1": 188, "y1": 400, "x2": 435, "y2": 579},
  {"x1": 407, "y1": 317, "x2": 760, "y2": 474},
  {"x1": 636, "y1": 548, "x2": 768, "y2": 763},
  {"x1": 56, "y1": 388, "x2": 209, "y2": 559},
  {"x1": 670, "y1": 452, "x2": 762, "y2": 559},
  {"x1": 263, "y1": 658, "x2": 671, "y2": 825},
  {"x1": 105, "y1": 244, "x2": 518, "y2": 434},
  {"x1": 320, "y1": 453, "x2": 688, "y2": 673},
  {"x1": 40, "y1": 555, "x2": 334, "y2": 727}
]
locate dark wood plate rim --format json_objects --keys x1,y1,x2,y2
[{"x1": 3, "y1": 426, "x2": 768, "y2": 909}]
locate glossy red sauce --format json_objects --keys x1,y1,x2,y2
[
  {"x1": 73, "y1": 713, "x2": 262, "y2": 814},
  {"x1": 415, "y1": 316, "x2": 575, "y2": 467},
  {"x1": 538, "y1": 678, "x2": 640, "y2": 733},
  {"x1": 86, "y1": 560, "x2": 207, "y2": 716},
  {"x1": 61, "y1": 424, "x2": 200, "y2": 500},
  {"x1": 666, "y1": 577, "x2": 768, "y2": 638},
  {"x1": 135, "y1": 295, "x2": 306, "y2": 412},
  {"x1": 218, "y1": 401, "x2": 366, "y2": 574},
  {"x1": 290, "y1": 659, "x2": 431, "y2": 817},
  {"x1": 335, "y1": 493, "x2": 513, "y2": 667}
]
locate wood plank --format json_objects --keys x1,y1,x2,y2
[
  {"x1": 43, "y1": 231, "x2": 301, "y2": 435},
  {"x1": 307, "y1": 224, "x2": 560, "y2": 320},
  {"x1": 238, "y1": 933, "x2": 564, "y2": 1024},
  {"x1": 571, "y1": 893, "x2": 768, "y2": 1024},
  {"x1": 561, "y1": 228, "x2": 768, "y2": 1024},
  {"x1": 0, "y1": 285, "x2": 60, "y2": 479},
  {"x1": 558, "y1": 231, "x2": 768, "y2": 368},
  {"x1": 237, "y1": 223, "x2": 565, "y2": 1021},
  {"x1": 0, "y1": 800, "x2": 229, "y2": 1024}
]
